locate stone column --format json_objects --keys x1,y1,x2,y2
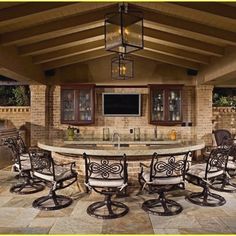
[
  {"x1": 30, "y1": 85, "x2": 48, "y2": 146},
  {"x1": 195, "y1": 85, "x2": 214, "y2": 145}
]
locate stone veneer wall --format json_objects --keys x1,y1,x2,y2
[
  {"x1": 48, "y1": 85, "x2": 197, "y2": 141},
  {"x1": 213, "y1": 107, "x2": 236, "y2": 135},
  {"x1": 0, "y1": 106, "x2": 30, "y2": 129}
]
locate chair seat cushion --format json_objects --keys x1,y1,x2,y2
[
  {"x1": 88, "y1": 178, "x2": 125, "y2": 188},
  {"x1": 187, "y1": 163, "x2": 223, "y2": 179},
  {"x1": 14, "y1": 158, "x2": 31, "y2": 171},
  {"x1": 34, "y1": 165, "x2": 75, "y2": 182},
  {"x1": 141, "y1": 170, "x2": 183, "y2": 185},
  {"x1": 227, "y1": 161, "x2": 236, "y2": 169}
]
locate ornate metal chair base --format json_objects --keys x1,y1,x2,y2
[
  {"x1": 33, "y1": 193, "x2": 72, "y2": 211},
  {"x1": 210, "y1": 176, "x2": 236, "y2": 193},
  {"x1": 142, "y1": 193, "x2": 183, "y2": 216},
  {"x1": 87, "y1": 194, "x2": 129, "y2": 219},
  {"x1": 10, "y1": 181, "x2": 44, "y2": 195},
  {"x1": 186, "y1": 188, "x2": 226, "y2": 207}
]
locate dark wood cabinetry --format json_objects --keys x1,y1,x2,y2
[
  {"x1": 149, "y1": 84, "x2": 183, "y2": 125},
  {"x1": 61, "y1": 84, "x2": 95, "y2": 125}
]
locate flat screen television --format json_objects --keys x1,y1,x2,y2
[{"x1": 102, "y1": 93, "x2": 141, "y2": 116}]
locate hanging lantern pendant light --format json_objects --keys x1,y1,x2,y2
[{"x1": 105, "y1": 3, "x2": 144, "y2": 54}]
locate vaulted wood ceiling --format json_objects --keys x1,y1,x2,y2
[{"x1": 0, "y1": 2, "x2": 236, "y2": 84}]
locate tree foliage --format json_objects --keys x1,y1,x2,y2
[{"x1": 0, "y1": 85, "x2": 30, "y2": 106}]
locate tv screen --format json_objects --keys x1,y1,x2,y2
[{"x1": 102, "y1": 93, "x2": 141, "y2": 116}]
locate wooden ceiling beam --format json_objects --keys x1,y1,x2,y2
[
  {"x1": 33, "y1": 40, "x2": 104, "y2": 64},
  {"x1": 19, "y1": 25, "x2": 224, "y2": 58},
  {"x1": 41, "y1": 49, "x2": 111, "y2": 70},
  {"x1": 133, "y1": 50, "x2": 200, "y2": 70},
  {"x1": 144, "y1": 28, "x2": 224, "y2": 57},
  {"x1": 0, "y1": 4, "x2": 116, "y2": 46},
  {"x1": 18, "y1": 27, "x2": 104, "y2": 56},
  {"x1": 0, "y1": 3, "x2": 79, "y2": 26},
  {"x1": 144, "y1": 41, "x2": 210, "y2": 64},
  {"x1": 131, "y1": 4, "x2": 236, "y2": 46},
  {"x1": 173, "y1": 3, "x2": 236, "y2": 19}
]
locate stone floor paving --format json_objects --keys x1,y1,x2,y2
[{"x1": 0, "y1": 167, "x2": 236, "y2": 234}]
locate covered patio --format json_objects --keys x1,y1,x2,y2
[{"x1": 0, "y1": 2, "x2": 236, "y2": 234}]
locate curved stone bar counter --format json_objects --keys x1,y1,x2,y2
[
  {"x1": 38, "y1": 139, "x2": 205, "y2": 157},
  {"x1": 38, "y1": 139, "x2": 205, "y2": 189}
]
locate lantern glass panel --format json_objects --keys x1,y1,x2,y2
[
  {"x1": 105, "y1": 11, "x2": 143, "y2": 54},
  {"x1": 111, "y1": 56, "x2": 133, "y2": 80}
]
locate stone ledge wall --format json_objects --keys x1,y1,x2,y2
[
  {"x1": 0, "y1": 106, "x2": 31, "y2": 129},
  {"x1": 213, "y1": 107, "x2": 236, "y2": 135}
]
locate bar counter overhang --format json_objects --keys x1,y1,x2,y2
[{"x1": 38, "y1": 139, "x2": 205, "y2": 157}]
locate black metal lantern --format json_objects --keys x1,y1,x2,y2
[
  {"x1": 105, "y1": 3, "x2": 144, "y2": 54},
  {"x1": 111, "y1": 54, "x2": 134, "y2": 80}
]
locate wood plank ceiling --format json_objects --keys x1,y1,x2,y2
[{"x1": 0, "y1": 2, "x2": 236, "y2": 73}]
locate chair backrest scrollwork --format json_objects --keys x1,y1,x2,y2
[
  {"x1": 206, "y1": 148, "x2": 229, "y2": 179},
  {"x1": 83, "y1": 153, "x2": 128, "y2": 184},
  {"x1": 150, "y1": 152, "x2": 190, "y2": 182},
  {"x1": 214, "y1": 129, "x2": 232, "y2": 147}
]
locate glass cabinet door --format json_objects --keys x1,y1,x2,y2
[
  {"x1": 61, "y1": 89, "x2": 76, "y2": 122},
  {"x1": 78, "y1": 89, "x2": 92, "y2": 122},
  {"x1": 151, "y1": 89, "x2": 164, "y2": 122},
  {"x1": 168, "y1": 90, "x2": 181, "y2": 122}
]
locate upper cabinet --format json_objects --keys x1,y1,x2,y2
[
  {"x1": 61, "y1": 84, "x2": 95, "y2": 125},
  {"x1": 149, "y1": 84, "x2": 183, "y2": 125}
]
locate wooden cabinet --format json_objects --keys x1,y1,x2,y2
[
  {"x1": 149, "y1": 84, "x2": 183, "y2": 125},
  {"x1": 61, "y1": 84, "x2": 95, "y2": 125}
]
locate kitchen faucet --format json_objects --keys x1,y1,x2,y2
[{"x1": 112, "y1": 132, "x2": 120, "y2": 149}]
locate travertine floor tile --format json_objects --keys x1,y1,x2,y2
[
  {"x1": 0, "y1": 207, "x2": 39, "y2": 227},
  {"x1": 0, "y1": 196, "x2": 12, "y2": 207},
  {"x1": 29, "y1": 217, "x2": 57, "y2": 228},
  {"x1": 49, "y1": 217, "x2": 103, "y2": 234},
  {"x1": 0, "y1": 227, "x2": 50, "y2": 234}
]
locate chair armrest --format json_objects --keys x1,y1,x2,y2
[
  {"x1": 54, "y1": 161, "x2": 76, "y2": 172},
  {"x1": 140, "y1": 163, "x2": 149, "y2": 168}
]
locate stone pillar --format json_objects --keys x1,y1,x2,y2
[
  {"x1": 195, "y1": 85, "x2": 214, "y2": 145},
  {"x1": 30, "y1": 85, "x2": 48, "y2": 146}
]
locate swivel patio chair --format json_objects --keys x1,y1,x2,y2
[
  {"x1": 214, "y1": 129, "x2": 232, "y2": 146},
  {"x1": 3, "y1": 135, "x2": 45, "y2": 194},
  {"x1": 83, "y1": 153, "x2": 129, "y2": 219},
  {"x1": 30, "y1": 151, "x2": 77, "y2": 211},
  {"x1": 139, "y1": 151, "x2": 190, "y2": 216},
  {"x1": 186, "y1": 148, "x2": 229, "y2": 207}
]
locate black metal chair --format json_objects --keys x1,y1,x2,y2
[
  {"x1": 83, "y1": 153, "x2": 129, "y2": 219},
  {"x1": 139, "y1": 152, "x2": 190, "y2": 216},
  {"x1": 210, "y1": 133, "x2": 236, "y2": 192},
  {"x1": 30, "y1": 151, "x2": 77, "y2": 211},
  {"x1": 3, "y1": 135, "x2": 45, "y2": 194},
  {"x1": 186, "y1": 148, "x2": 229, "y2": 207},
  {"x1": 214, "y1": 129, "x2": 232, "y2": 146}
]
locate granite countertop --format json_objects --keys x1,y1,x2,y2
[{"x1": 38, "y1": 139, "x2": 205, "y2": 156}]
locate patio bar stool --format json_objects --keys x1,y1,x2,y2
[
  {"x1": 83, "y1": 153, "x2": 129, "y2": 219},
  {"x1": 186, "y1": 148, "x2": 228, "y2": 207},
  {"x1": 30, "y1": 151, "x2": 77, "y2": 211},
  {"x1": 139, "y1": 151, "x2": 190, "y2": 216},
  {"x1": 3, "y1": 135, "x2": 45, "y2": 194}
]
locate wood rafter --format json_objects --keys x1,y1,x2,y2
[
  {"x1": 41, "y1": 49, "x2": 111, "y2": 70},
  {"x1": 18, "y1": 27, "x2": 104, "y2": 56},
  {"x1": 33, "y1": 40, "x2": 104, "y2": 64},
  {"x1": 18, "y1": 25, "x2": 224, "y2": 58},
  {"x1": 131, "y1": 4, "x2": 236, "y2": 46},
  {"x1": 0, "y1": 4, "x2": 117, "y2": 46},
  {"x1": 174, "y1": 2, "x2": 236, "y2": 19},
  {"x1": 133, "y1": 50, "x2": 200, "y2": 70}
]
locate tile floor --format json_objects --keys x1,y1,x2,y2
[{"x1": 0, "y1": 167, "x2": 236, "y2": 234}]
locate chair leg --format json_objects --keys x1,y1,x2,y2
[
  {"x1": 32, "y1": 188, "x2": 72, "y2": 211},
  {"x1": 10, "y1": 171, "x2": 44, "y2": 195},
  {"x1": 186, "y1": 184, "x2": 226, "y2": 207},
  {"x1": 210, "y1": 174, "x2": 236, "y2": 193},
  {"x1": 87, "y1": 193, "x2": 129, "y2": 219},
  {"x1": 142, "y1": 192, "x2": 183, "y2": 216}
]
